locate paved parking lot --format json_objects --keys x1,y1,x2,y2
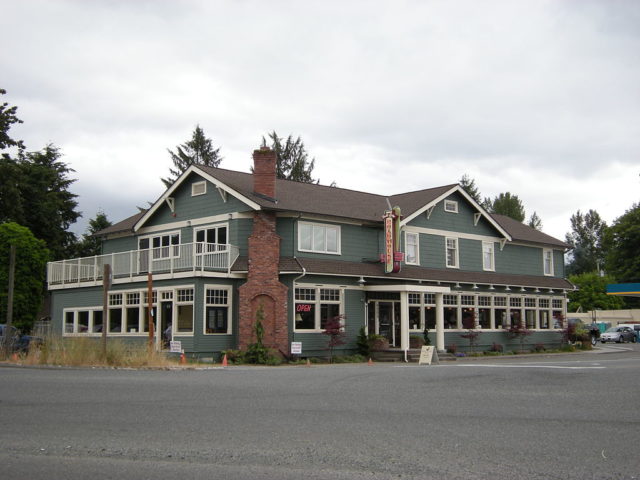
[{"x1": 1, "y1": 347, "x2": 639, "y2": 480}]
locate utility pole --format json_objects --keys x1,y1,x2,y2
[
  {"x1": 101, "y1": 263, "x2": 111, "y2": 359},
  {"x1": 147, "y1": 273, "x2": 154, "y2": 351},
  {"x1": 2, "y1": 245, "x2": 16, "y2": 358}
]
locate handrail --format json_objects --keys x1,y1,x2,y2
[{"x1": 47, "y1": 242, "x2": 237, "y2": 286}]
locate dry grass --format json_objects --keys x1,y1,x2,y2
[{"x1": 19, "y1": 336, "x2": 175, "y2": 368}]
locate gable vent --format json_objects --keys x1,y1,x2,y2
[{"x1": 191, "y1": 181, "x2": 207, "y2": 196}]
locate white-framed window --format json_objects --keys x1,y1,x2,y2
[
  {"x1": 191, "y1": 181, "x2": 207, "y2": 196},
  {"x1": 195, "y1": 224, "x2": 228, "y2": 252},
  {"x1": 444, "y1": 200, "x2": 458, "y2": 213},
  {"x1": 298, "y1": 222, "x2": 340, "y2": 255},
  {"x1": 204, "y1": 286, "x2": 232, "y2": 334},
  {"x1": 294, "y1": 286, "x2": 342, "y2": 331},
  {"x1": 138, "y1": 232, "x2": 180, "y2": 260},
  {"x1": 175, "y1": 288, "x2": 194, "y2": 334},
  {"x1": 405, "y1": 232, "x2": 419, "y2": 265},
  {"x1": 445, "y1": 237, "x2": 459, "y2": 268},
  {"x1": 543, "y1": 248, "x2": 554, "y2": 276},
  {"x1": 482, "y1": 241, "x2": 495, "y2": 271}
]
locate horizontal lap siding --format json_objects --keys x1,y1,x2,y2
[
  {"x1": 496, "y1": 244, "x2": 543, "y2": 276},
  {"x1": 146, "y1": 173, "x2": 251, "y2": 228}
]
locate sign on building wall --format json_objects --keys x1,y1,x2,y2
[{"x1": 382, "y1": 206, "x2": 404, "y2": 274}]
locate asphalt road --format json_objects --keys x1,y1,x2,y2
[{"x1": 1, "y1": 345, "x2": 639, "y2": 480}]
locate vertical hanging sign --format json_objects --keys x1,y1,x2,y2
[{"x1": 382, "y1": 207, "x2": 404, "y2": 274}]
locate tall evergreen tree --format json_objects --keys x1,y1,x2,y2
[
  {"x1": 0, "y1": 88, "x2": 24, "y2": 152},
  {"x1": 565, "y1": 209, "x2": 607, "y2": 276},
  {"x1": 260, "y1": 131, "x2": 316, "y2": 183},
  {"x1": 162, "y1": 125, "x2": 222, "y2": 188},
  {"x1": 527, "y1": 211, "x2": 543, "y2": 231},
  {"x1": 459, "y1": 174, "x2": 481, "y2": 204},
  {"x1": 484, "y1": 192, "x2": 526, "y2": 222},
  {"x1": 74, "y1": 211, "x2": 112, "y2": 258}
]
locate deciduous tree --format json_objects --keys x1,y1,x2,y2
[
  {"x1": 567, "y1": 272, "x2": 624, "y2": 312},
  {"x1": 604, "y1": 203, "x2": 640, "y2": 285},
  {"x1": 485, "y1": 192, "x2": 526, "y2": 222},
  {"x1": 0, "y1": 222, "x2": 49, "y2": 332},
  {"x1": 565, "y1": 209, "x2": 607, "y2": 276}
]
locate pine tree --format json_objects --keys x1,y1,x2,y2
[
  {"x1": 527, "y1": 211, "x2": 543, "y2": 231},
  {"x1": 485, "y1": 192, "x2": 526, "y2": 222},
  {"x1": 162, "y1": 125, "x2": 222, "y2": 187},
  {"x1": 565, "y1": 209, "x2": 607, "y2": 275},
  {"x1": 260, "y1": 131, "x2": 316, "y2": 183},
  {"x1": 459, "y1": 174, "x2": 481, "y2": 204}
]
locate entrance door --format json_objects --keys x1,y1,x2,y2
[
  {"x1": 377, "y1": 301, "x2": 401, "y2": 347},
  {"x1": 156, "y1": 301, "x2": 173, "y2": 351}
]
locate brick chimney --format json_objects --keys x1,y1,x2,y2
[
  {"x1": 253, "y1": 146, "x2": 276, "y2": 199},
  {"x1": 237, "y1": 147, "x2": 288, "y2": 355}
]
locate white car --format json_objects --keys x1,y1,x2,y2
[{"x1": 600, "y1": 326, "x2": 636, "y2": 343}]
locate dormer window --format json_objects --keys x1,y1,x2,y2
[
  {"x1": 444, "y1": 200, "x2": 458, "y2": 213},
  {"x1": 191, "y1": 181, "x2": 207, "y2": 196}
]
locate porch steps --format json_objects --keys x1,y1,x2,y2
[{"x1": 371, "y1": 349, "x2": 457, "y2": 363}]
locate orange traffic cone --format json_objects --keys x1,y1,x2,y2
[
  {"x1": 368, "y1": 357, "x2": 373, "y2": 366},
  {"x1": 10, "y1": 353, "x2": 19, "y2": 363},
  {"x1": 222, "y1": 353, "x2": 228, "y2": 367},
  {"x1": 180, "y1": 351, "x2": 186, "y2": 365}
]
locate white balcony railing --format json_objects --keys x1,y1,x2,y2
[{"x1": 47, "y1": 243, "x2": 240, "y2": 287}]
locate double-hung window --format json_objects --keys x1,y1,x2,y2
[
  {"x1": 482, "y1": 241, "x2": 495, "y2": 271},
  {"x1": 543, "y1": 248, "x2": 554, "y2": 276},
  {"x1": 204, "y1": 287, "x2": 232, "y2": 334},
  {"x1": 294, "y1": 287, "x2": 342, "y2": 331},
  {"x1": 298, "y1": 222, "x2": 340, "y2": 254},
  {"x1": 446, "y1": 237, "x2": 459, "y2": 268},
  {"x1": 405, "y1": 232, "x2": 419, "y2": 265}
]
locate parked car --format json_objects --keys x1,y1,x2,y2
[
  {"x1": 0, "y1": 324, "x2": 42, "y2": 353},
  {"x1": 600, "y1": 326, "x2": 636, "y2": 343}
]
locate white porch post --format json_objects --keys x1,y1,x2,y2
[
  {"x1": 436, "y1": 292, "x2": 445, "y2": 352},
  {"x1": 400, "y1": 291, "x2": 409, "y2": 352}
]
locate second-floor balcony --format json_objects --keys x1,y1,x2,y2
[{"x1": 47, "y1": 242, "x2": 240, "y2": 289}]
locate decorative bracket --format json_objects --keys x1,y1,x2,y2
[
  {"x1": 217, "y1": 187, "x2": 227, "y2": 203},
  {"x1": 499, "y1": 238, "x2": 507, "y2": 251},
  {"x1": 165, "y1": 197, "x2": 175, "y2": 214},
  {"x1": 474, "y1": 213, "x2": 481, "y2": 226}
]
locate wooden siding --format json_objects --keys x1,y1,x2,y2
[
  {"x1": 408, "y1": 192, "x2": 498, "y2": 237},
  {"x1": 103, "y1": 236, "x2": 137, "y2": 255},
  {"x1": 145, "y1": 172, "x2": 252, "y2": 228}
]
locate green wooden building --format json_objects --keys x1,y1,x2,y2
[{"x1": 48, "y1": 147, "x2": 573, "y2": 358}]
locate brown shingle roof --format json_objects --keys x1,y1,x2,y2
[
  {"x1": 231, "y1": 256, "x2": 573, "y2": 290},
  {"x1": 490, "y1": 214, "x2": 569, "y2": 248},
  {"x1": 96, "y1": 211, "x2": 146, "y2": 236}
]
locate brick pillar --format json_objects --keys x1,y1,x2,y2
[{"x1": 237, "y1": 148, "x2": 289, "y2": 354}]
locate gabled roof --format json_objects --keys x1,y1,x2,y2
[
  {"x1": 490, "y1": 214, "x2": 569, "y2": 248},
  {"x1": 97, "y1": 164, "x2": 567, "y2": 248}
]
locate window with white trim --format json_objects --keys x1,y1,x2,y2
[
  {"x1": 298, "y1": 222, "x2": 340, "y2": 254},
  {"x1": 405, "y1": 232, "x2": 419, "y2": 265},
  {"x1": 444, "y1": 200, "x2": 458, "y2": 213},
  {"x1": 176, "y1": 288, "x2": 194, "y2": 333},
  {"x1": 294, "y1": 287, "x2": 342, "y2": 331},
  {"x1": 138, "y1": 232, "x2": 180, "y2": 260},
  {"x1": 482, "y1": 241, "x2": 495, "y2": 271},
  {"x1": 543, "y1": 249, "x2": 554, "y2": 276},
  {"x1": 195, "y1": 225, "x2": 228, "y2": 252},
  {"x1": 446, "y1": 237, "x2": 459, "y2": 268},
  {"x1": 204, "y1": 287, "x2": 231, "y2": 334},
  {"x1": 192, "y1": 181, "x2": 207, "y2": 196}
]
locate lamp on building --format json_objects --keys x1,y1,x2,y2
[
  {"x1": 505, "y1": 286, "x2": 511, "y2": 291},
  {"x1": 520, "y1": 287, "x2": 526, "y2": 292},
  {"x1": 535, "y1": 288, "x2": 540, "y2": 293},
  {"x1": 472, "y1": 284, "x2": 478, "y2": 290},
  {"x1": 489, "y1": 285, "x2": 495, "y2": 290},
  {"x1": 548, "y1": 288, "x2": 554, "y2": 293},
  {"x1": 357, "y1": 276, "x2": 366, "y2": 286},
  {"x1": 454, "y1": 283, "x2": 461, "y2": 289}
]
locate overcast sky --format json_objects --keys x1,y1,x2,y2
[{"x1": 2, "y1": 0, "x2": 639, "y2": 241}]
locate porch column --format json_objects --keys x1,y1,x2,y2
[
  {"x1": 400, "y1": 291, "x2": 409, "y2": 351},
  {"x1": 436, "y1": 292, "x2": 445, "y2": 352}
]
